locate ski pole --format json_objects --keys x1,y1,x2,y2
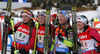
[
  {"x1": 10, "y1": 18, "x2": 19, "y2": 54},
  {"x1": 32, "y1": 21, "x2": 39, "y2": 54}
]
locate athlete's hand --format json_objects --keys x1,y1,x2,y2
[
  {"x1": 96, "y1": 45, "x2": 100, "y2": 53},
  {"x1": 58, "y1": 33, "x2": 63, "y2": 41},
  {"x1": 19, "y1": 48, "x2": 26, "y2": 54},
  {"x1": 77, "y1": 41, "x2": 81, "y2": 47}
]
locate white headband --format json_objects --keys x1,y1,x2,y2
[
  {"x1": 77, "y1": 16, "x2": 87, "y2": 24},
  {"x1": 22, "y1": 12, "x2": 32, "y2": 18},
  {"x1": 59, "y1": 11, "x2": 69, "y2": 20}
]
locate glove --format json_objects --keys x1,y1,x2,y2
[
  {"x1": 96, "y1": 45, "x2": 100, "y2": 53},
  {"x1": 77, "y1": 41, "x2": 81, "y2": 47},
  {"x1": 19, "y1": 48, "x2": 26, "y2": 54},
  {"x1": 58, "y1": 33, "x2": 63, "y2": 41}
]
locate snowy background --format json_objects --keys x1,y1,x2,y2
[
  {"x1": 32, "y1": 6, "x2": 100, "y2": 26},
  {"x1": 0, "y1": 6, "x2": 100, "y2": 54}
]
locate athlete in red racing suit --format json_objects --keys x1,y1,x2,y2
[
  {"x1": 9, "y1": 10, "x2": 36, "y2": 54},
  {"x1": 77, "y1": 15, "x2": 100, "y2": 54}
]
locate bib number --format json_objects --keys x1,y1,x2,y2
[
  {"x1": 38, "y1": 35, "x2": 44, "y2": 42},
  {"x1": 80, "y1": 41, "x2": 88, "y2": 48},
  {"x1": 17, "y1": 33, "x2": 26, "y2": 39},
  {"x1": 15, "y1": 31, "x2": 29, "y2": 44}
]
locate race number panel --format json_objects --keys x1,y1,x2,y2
[
  {"x1": 15, "y1": 31, "x2": 29, "y2": 44},
  {"x1": 38, "y1": 35, "x2": 44, "y2": 43},
  {"x1": 80, "y1": 40, "x2": 88, "y2": 48}
]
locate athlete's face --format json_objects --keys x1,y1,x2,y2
[
  {"x1": 58, "y1": 14, "x2": 67, "y2": 25},
  {"x1": 22, "y1": 14, "x2": 31, "y2": 23},
  {"x1": 76, "y1": 21, "x2": 86, "y2": 30},
  {"x1": 38, "y1": 16, "x2": 45, "y2": 25}
]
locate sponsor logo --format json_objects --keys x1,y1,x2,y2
[
  {"x1": 38, "y1": 30, "x2": 45, "y2": 34},
  {"x1": 18, "y1": 27, "x2": 29, "y2": 33},
  {"x1": 79, "y1": 35, "x2": 87, "y2": 39}
]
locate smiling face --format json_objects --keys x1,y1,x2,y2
[
  {"x1": 37, "y1": 16, "x2": 45, "y2": 25},
  {"x1": 76, "y1": 21, "x2": 86, "y2": 30},
  {"x1": 22, "y1": 14, "x2": 31, "y2": 23},
  {"x1": 58, "y1": 14, "x2": 67, "y2": 25},
  {"x1": 76, "y1": 15, "x2": 88, "y2": 30}
]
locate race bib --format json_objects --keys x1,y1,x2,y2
[
  {"x1": 37, "y1": 35, "x2": 44, "y2": 48},
  {"x1": 55, "y1": 35, "x2": 68, "y2": 48},
  {"x1": 38, "y1": 35, "x2": 44, "y2": 43},
  {"x1": 15, "y1": 31, "x2": 29, "y2": 44},
  {"x1": 80, "y1": 40, "x2": 88, "y2": 51},
  {"x1": 80, "y1": 39, "x2": 97, "y2": 52},
  {"x1": 80, "y1": 40, "x2": 88, "y2": 48}
]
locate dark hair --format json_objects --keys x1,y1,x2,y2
[
  {"x1": 80, "y1": 15, "x2": 88, "y2": 24},
  {"x1": 27, "y1": 10, "x2": 34, "y2": 18}
]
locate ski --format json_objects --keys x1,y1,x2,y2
[
  {"x1": 43, "y1": 1, "x2": 51, "y2": 54},
  {"x1": 1, "y1": 0, "x2": 12, "y2": 54},
  {"x1": 59, "y1": 0, "x2": 78, "y2": 54},
  {"x1": 50, "y1": 2, "x2": 60, "y2": 54},
  {"x1": 71, "y1": 5, "x2": 78, "y2": 54},
  {"x1": 59, "y1": 1, "x2": 78, "y2": 54}
]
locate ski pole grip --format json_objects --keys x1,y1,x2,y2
[
  {"x1": 36, "y1": 21, "x2": 39, "y2": 29},
  {"x1": 10, "y1": 18, "x2": 14, "y2": 27},
  {"x1": 14, "y1": 50, "x2": 19, "y2": 54}
]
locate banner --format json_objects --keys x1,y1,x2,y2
[
  {"x1": 94, "y1": 22, "x2": 100, "y2": 33},
  {"x1": 0, "y1": 23, "x2": 2, "y2": 50},
  {"x1": 0, "y1": 17, "x2": 4, "y2": 23},
  {"x1": 18, "y1": 0, "x2": 27, "y2": 3},
  {"x1": 3, "y1": 0, "x2": 18, "y2": 2},
  {"x1": 7, "y1": 35, "x2": 13, "y2": 50},
  {"x1": 0, "y1": 16, "x2": 4, "y2": 50}
]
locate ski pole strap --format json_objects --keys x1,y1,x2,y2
[{"x1": 16, "y1": 22, "x2": 23, "y2": 29}]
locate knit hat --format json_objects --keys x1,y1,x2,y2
[
  {"x1": 21, "y1": 10, "x2": 33, "y2": 18},
  {"x1": 37, "y1": 12, "x2": 46, "y2": 18},
  {"x1": 52, "y1": 14, "x2": 57, "y2": 19},
  {"x1": 59, "y1": 11, "x2": 69, "y2": 20},
  {"x1": 77, "y1": 16, "x2": 88, "y2": 24}
]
